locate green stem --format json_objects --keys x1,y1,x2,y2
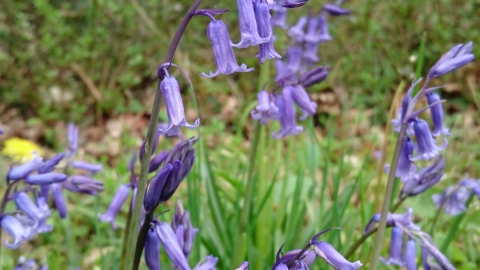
[
  {"x1": 121, "y1": 84, "x2": 162, "y2": 270},
  {"x1": 344, "y1": 228, "x2": 378, "y2": 259},
  {"x1": 232, "y1": 121, "x2": 262, "y2": 266},
  {"x1": 119, "y1": 200, "x2": 134, "y2": 270},
  {"x1": 121, "y1": 0, "x2": 203, "y2": 268},
  {"x1": 440, "y1": 193, "x2": 475, "y2": 252},
  {"x1": 370, "y1": 123, "x2": 407, "y2": 269}
]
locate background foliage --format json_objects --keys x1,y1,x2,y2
[{"x1": 1, "y1": 0, "x2": 480, "y2": 269}]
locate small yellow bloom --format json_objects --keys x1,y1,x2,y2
[{"x1": 2, "y1": 138, "x2": 44, "y2": 162}]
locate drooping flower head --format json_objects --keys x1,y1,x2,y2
[
  {"x1": 432, "y1": 185, "x2": 471, "y2": 216},
  {"x1": 99, "y1": 184, "x2": 131, "y2": 229},
  {"x1": 272, "y1": 87, "x2": 303, "y2": 139},
  {"x1": 409, "y1": 119, "x2": 447, "y2": 161},
  {"x1": 255, "y1": 0, "x2": 281, "y2": 64},
  {"x1": 250, "y1": 90, "x2": 280, "y2": 125},
  {"x1": 202, "y1": 19, "x2": 254, "y2": 77},
  {"x1": 425, "y1": 91, "x2": 450, "y2": 136},
  {"x1": 159, "y1": 70, "x2": 200, "y2": 137},
  {"x1": 231, "y1": 0, "x2": 270, "y2": 48}
]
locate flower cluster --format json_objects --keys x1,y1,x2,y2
[
  {"x1": 250, "y1": 2, "x2": 350, "y2": 138},
  {"x1": 387, "y1": 42, "x2": 474, "y2": 197},
  {"x1": 99, "y1": 133, "x2": 197, "y2": 229},
  {"x1": 431, "y1": 177, "x2": 480, "y2": 216},
  {"x1": 366, "y1": 208, "x2": 455, "y2": 269},
  {"x1": 14, "y1": 257, "x2": 48, "y2": 270},
  {"x1": 0, "y1": 123, "x2": 103, "y2": 250},
  {"x1": 237, "y1": 229, "x2": 362, "y2": 269},
  {"x1": 144, "y1": 200, "x2": 218, "y2": 270}
]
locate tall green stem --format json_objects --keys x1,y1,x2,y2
[
  {"x1": 121, "y1": 0, "x2": 202, "y2": 269},
  {"x1": 369, "y1": 123, "x2": 407, "y2": 269},
  {"x1": 232, "y1": 121, "x2": 262, "y2": 267}
]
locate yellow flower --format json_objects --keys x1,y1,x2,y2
[{"x1": 2, "y1": 138, "x2": 44, "y2": 163}]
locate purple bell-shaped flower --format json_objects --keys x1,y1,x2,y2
[
  {"x1": 159, "y1": 71, "x2": 200, "y2": 136},
  {"x1": 250, "y1": 90, "x2": 280, "y2": 124},
  {"x1": 410, "y1": 119, "x2": 447, "y2": 161},
  {"x1": 231, "y1": 0, "x2": 270, "y2": 48},
  {"x1": 202, "y1": 19, "x2": 254, "y2": 77},
  {"x1": 272, "y1": 87, "x2": 303, "y2": 139}
]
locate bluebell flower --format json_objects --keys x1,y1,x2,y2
[
  {"x1": 155, "y1": 221, "x2": 191, "y2": 270},
  {"x1": 250, "y1": 90, "x2": 280, "y2": 124},
  {"x1": 425, "y1": 91, "x2": 450, "y2": 136},
  {"x1": 72, "y1": 161, "x2": 103, "y2": 174},
  {"x1": 149, "y1": 150, "x2": 168, "y2": 173},
  {"x1": 316, "y1": 15, "x2": 332, "y2": 42},
  {"x1": 303, "y1": 42, "x2": 320, "y2": 62},
  {"x1": 271, "y1": 247, "x2": 316, "y2": 269},
  {"x1": 419, "y1": 234, "x2": 456, "y2": 270},
  {"x1": 14, "y1": 257, "x2": 38, "y2": 270},
  {"x1": 194, "y1": 255, "x2": 219, "y2": 270},
  {"x1": 428, "y1": 42, "x2": 474, "y2": 78},
  {"x1": 385, "y1": 137, "x2": 416, "y2": 182},
  {"x1": 99, "y1": 184, "x2": 131, "y2": 229},
  {"x1": 288, "y1": 17, "x2": 307, "y2": 42},
  {"x1": 460, "y1": 178, "x2": 480, "y2": 198},
  {"x1": 171, "y1": 200, "x2": 198, "y2": 258},
  {"x1": 257, "y1": 35, "x2": 281, "y2": 64},
  {"x1": 145, "y1": 225, "x2": 161, "y2": 270},
  {"x1": 35, "y1": 196, "x2": 53, "y2": 234},
  {"x1": 432, "y1": 186, "x2": 470, "y2": 216},
  {"x1": 291, "y1": 85, "x2": 317, "y2": 120},
  {"x1": 380, "y1": 227, "x2": 404, "y2": 266},
  {"x1": 51, "y1": 183, "x2": 67, "y2": 218},
  {"x1": 364, "y1": 207, "x2": 420, "y2": 233},
  {"x1": 284, "y1": 46, "x2": 303, "y2": 75},
  {"x1": 25, "y1": 172, "x2": 68, "y2": 185},
  {"x1": 272, "y1": 87, "x2": 303, "y2": 139},
  {"x1": 38, "y1": 153, "x2": 64, "y2": 174},
  {"x1": 312, "y1": 241, "x2": 362, "y2": 269},
  {"x1": 7, "y1": 154, "x2": 44, "y2": 181},
  {"x1": 231, "y1": 0, "x2": 270, "y2": 48},
  {"x1": 144, "y1": 165, "x2": 172, "y2": 213},
  {"x1": 235, "y1": 262, "x2": 249, "y2": 270},
  {"x1": 298, "y1": 66, "x2": 330, "y2": 88},
  {"x1": 304, "y1": 16, "x2": 319, "y2": 43},
  {"x1": 255, "y1": 1, "x2": 280, "y2": 64},
  {"x1": 202, "y1": 19, "x2": 254, "y2": 77},
  {"x1": 404, "y1": 238, "x2": 417, "y2": 270},
  {"x1": 14, "y1": 192, "x2": 50, "y2": 224},
  {"x1": 400, "y1": 156, "x2": 444, "y2": 197},
  {"x1": 409, "y1": 119, "x2": 447, "y2": 161},
  {"x1": 322, "y1": 3, "x2": 350, "y2": 16},
  {"x1": 271, "y1": 5, "x2": 288, "y2": 29},
  {"x1": 0, "y1": 215, "x2": 34, "y2": 249},
  {"x1": 159, "y1": 71, "x2": 200, "y2": 136}
]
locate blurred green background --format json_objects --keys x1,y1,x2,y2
[{"x1": 1, "y1": 0, "x2": 480, "y2": 269}]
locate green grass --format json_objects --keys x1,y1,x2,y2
[{"x1": 1, "y1": 0, "x2": 480, "y2": 269}]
